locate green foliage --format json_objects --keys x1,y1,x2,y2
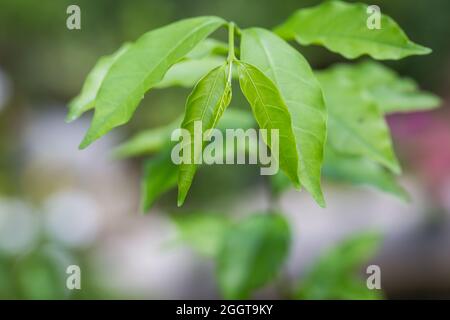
[
  {"x1": 216, "y1": 213, "x2": 290, "y2": 299},
  {"x1": 237, "y1": 61, "x2": 300, "y2": 188},
  {"x1": 141, "y1": 149, "x2": 178, "y2": 212},
  {"x1": 275, "y1": 1, "x2": 431, "y2": 60},
  {"x1": 66, "y1": 43, "x2": 131, "y2": 122},
  {"x1": 67, "y1": 1, "x2": 440, "y2": 299},
  {"x1": 178, "y1": 64, "x2": 232, "y2": 206},
  {"x1": 295, "y1": 232, "x2": 383, "y2": 300},
  {"x1": 240, "y1": 28, "x2": 326, "y2": 206},
  {"x1": 323, "y1": 147, "x2": 409, "y2": 201},
  {"x1": 317, "y1": 71, "x2": 400, "y2": 174},
  {"x1": 79, "y1": 16, "x2": 225, "y2": 148},
  {"x1": 171, "y1": 213, "x2": 231, "y2": 257}
]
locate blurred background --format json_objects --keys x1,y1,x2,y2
[{"x1": 0, "y1": 0, "x2": 449, "y2": 299}]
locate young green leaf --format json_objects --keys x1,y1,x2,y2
[
  {"x1": 171, "y1": 213, "x2": 231, "y2": 257},
  {"x1": 237, "y1": 61, "x2": 300, "y2": 187},
  {"x1": 241, "y1": 28, "x2": 326, "y2": 206},
  {"x1": 323, "y1": 147, "x2": 409, "y2": 201},
  {"x1": 317, "y1": 72, "x2": 401, "y2": 174},
  {"x1": 177, "y1": 64, "x2": 232, "y2": 206},
  {"x1": 155, "y1": 56, "x2": 225, "y2": 89},
  {"x1": 141, "y1": 148, "x2": 179, "y2": 212},
  {"x1": 275, "y1": 1, "x2": 431, "y2": 60},
  {"x1": 79, "y1": 16, "x2": 225, "y2": 149},
  {"x1": 295, "y1": 232, "x2": 383, "y2": 300},
  {"x1": 217, "y1": 213, "x2": 290, "y2": 299},
  {"x1": 66, "y1": 43, "x2": 131, "y2": 122}
]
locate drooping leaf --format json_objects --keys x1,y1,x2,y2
[
  {"x1": 171, "y1": 212, "x2": 231, "y2": 257},
  {"x1": 79, "y1": 16, "x2": 225, "y2": 149},
  {"x1": 141, "y1": 149, "x2": 178, "y2": 212},
  {"x1": 275, "y1": 1, "x2": 431, "y2": 60},
  {"x1": 295, "y1": 232, "x2": 383, "y2": 300},
  {"x1": 319, "y1": 61, "x2": 441, "y2": 114},
  {"x1": 155, "y1": 56, "x2": 225, "y2": 89},
  {"x1": 323, "y1": 146, "x2": 409, "y2": 201},
  {"x1": 241, "y1": 28, "x2": 326, "y2": 206},
  {"x1": 66, "y1": 43, "x2": 131, "y2": 122},
  {"x1": 317, "y1": 71, "x2": 401, "y2": 173},
  {"x1": 177, "y1": 64, "x2": 232, "y2": 206},
  {"x1": 217, "y1": 213, "x2": 290, "y2": 299},
  {"x1": 237, "y1": 61, "x2": 300, "y2": 187}
]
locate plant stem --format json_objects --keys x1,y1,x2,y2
[{"x1": 227, "y1": 22, "x2": 236, "y2": 83}]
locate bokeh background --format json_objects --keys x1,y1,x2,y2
[{"x1": 0, "y1": 0, "x2": 449, "y2": 299}]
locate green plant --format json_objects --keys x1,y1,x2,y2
[{"x1": 68, "y1": 1, "x2": 440, "y2": 299}]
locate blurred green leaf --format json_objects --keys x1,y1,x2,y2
[
  {"x1": 323, "y1": 147, "x2": 409, "y2": 201},
  {"x1": 241, "y1": 28, "x2": 326, "y2": 207},
  {"x1": 141, "y1": 148, "x2": 178, "y2": 212},
  {"x1": 295, "y1": 232, "x2": 383, "y2": 300},
  {"x1": 275, "y1": 1, "x2": 431, "y2": 60},
  {"x1": 155, "y1": 56, "x2": 225, "y2": 89},
  {"x1": 217, "y1": 213, "x2": 290, "y2": 299},
  {"x1": 237, "y1": 61, "x2": 300, "y2": 188},
  {"x1": 318, "y1": 61, "x2": 441, "y2": 114},
  {"x1": 113, "y1": 108, "x2": 255, "y2": 159},
  {"x1": 317, "y1": 71, "x2": 400, "y2": 174},
  {"x1": 186, "y1": 38, "x2": 229, "y2": 59},
  {"x1": 66, "y1": 43, "x2": 131, "y2": 122},
  {"x1": 177, "y1": 64, "x2": 232, "y2": 206},
  {"x1": 79, "y1": 16, "x2": 225, "y2": 148},
  {"x1": 113, "y1": 116, "x2": 182, "y2": 159},
  {"x1": 171, "y1": 213, "x2": 231, "y2": 257}
]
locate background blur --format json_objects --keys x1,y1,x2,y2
[{"x1": 0, "y1": 0, "x2": 449, "y2": 299}]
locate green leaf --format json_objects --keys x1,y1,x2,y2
[
  {"x1": 295, "y1": 232, "x2": 383, "y2": 300},
  {"x1": 113, "y1": 116, "x2": 182, "y2": 159},
  {"x1": 113, "y1": 108, "x2": 255, "y2": 159},
  {"x1": 217, "y1": 213, "x2": 290, "y2": 299},
  {"x1": 79, "y1": 16, "x2": 225, "y2": 149},
  {"x1": 155, "y1": 56, "x2": 225, "y2": 89},
  {"x1": 317, "y1": 71, "x2": 401, "y2": 173},
  {"x1": 178, "y1": 64, "x2": 232, "y2": 206},
  {"x1": 319, "y1": 61, "x2": 441, "y2": 114},
  {"x1": 66, "y1": 43, "x2": 131, "y2": 122},
  {"x1": 186, "y1": 38, "x2": 229, "y2": 59},
  {"x1": 241, "y1": 28, "x2": 326, "y2": 206},
  {"x1": 275, "y1": 1, "x2": 431, "y2": 60},
  {"x1": 323, "y1": 147, "x2": 409, "y2": 201},
  {"x1": 141, "y1": 149, "x2": 178, "y2": 212},
  {"x1": 237, "y1": 61, "x2": 300, "y2": 187},
  {"x1": 171, "y1": 213, "x2": 231, "y2": 257}
]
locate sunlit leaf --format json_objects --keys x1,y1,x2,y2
[
  {"x1": 217, "y1": 213, "x2": 290, "y2": 299},
  {"x1": 178, "y1": 64, "x2": 232, "y2": 206},
  {"x1": 241, "y1": 28, "x2": 326, "y2": 206},
  {"x1": 66, "y1": 43, "x2": 131, "y2": 122},
  {"x1": 237, "y1": 61, "x2": 300, "y2": 187},
  {"x1": 186, "y1": 38, "x2": 229, "y2": 59},
  {"x1": 79, "y1": 16, "x2": 225, "y2": 148},
  {"x1": 275, "y1": 1, "x2": 431, "y2": 60}
]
